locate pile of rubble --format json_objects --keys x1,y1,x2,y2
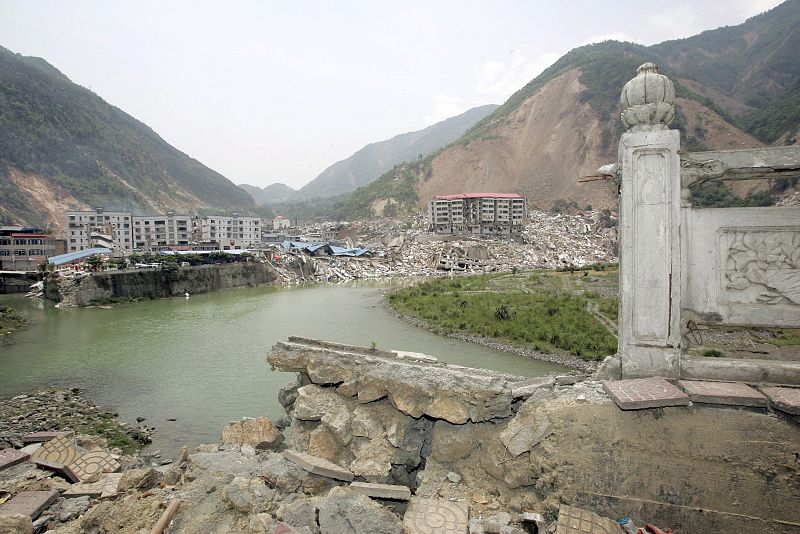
[
  {"x1": 2, "y1": 339, "x2": 797, "y2": 532},
  {"x1": 266, "y1": 210, "x2": 617, "y2": 284}
]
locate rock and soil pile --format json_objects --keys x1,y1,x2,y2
[{"x1": 2, "y1": 342, "x2": 798, "y2": 533}]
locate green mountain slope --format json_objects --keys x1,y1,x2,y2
[
  {"x1": 291, "y1": 104, "x2": 499, "y2": 201},
  {"x1": 0, "y1": 45, "x2": 252, "y2": 229}
]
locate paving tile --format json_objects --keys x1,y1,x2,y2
[
  {"x1": 282, "y1": 450, "x2": 354, "y2": 482},
  {"x1": 678, "y1": 380, "x2": 768, "y2": 407},
  {"x1": 603, "y1": 377, "x2": 690, "y2": 410},
  {"x1": 0, "y1": 490, "x2": 58, "y2": 519},
  {"x1": 100, "y1": 472, "x2": 124, "y2": 498},
  {"x1": 62, "y1": 472, "x2": 124, "y2": 499},
  {"x1": 761, "y1": 386, "x2": 800, "y2": 415},
  {"x1": 62, "y1": 480, "x2": 105, "y2": 498},
  {"x1": 29, "y1": 435, "x2": 79, "y2": 467},
  {"x1": 403, "y1": 497, "x2": 469, "y2": 534},
  {"x1": 0, "y1": 449, "x2": 30, "y2": 471},
  {"x1": 68, "y1": 451, "x2": 121, "y2": 482},
  {"x1": 32, "y1": 459, "x2": 80, "y2": 483},
  {"x1": 20, "y1": 431, "x2": 72, "y2": 443},
  {"x1": 348, "y1": 481, "x2": 411, "y2": 501},
  {"x1": 555, "y1": 505, "x2": 624, "y2": 534}
]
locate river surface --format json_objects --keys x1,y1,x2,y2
[{"x1": 0, "y1": 282, "x2": 565, "y2": 455}]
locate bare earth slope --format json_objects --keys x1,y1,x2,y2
[{"x1": 419, "y1": 70, "x2": 616, "y2": 211}]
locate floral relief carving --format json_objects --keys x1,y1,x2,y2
[{"x1": 724, "y1": 230, "x2": 800, "y2": 305}]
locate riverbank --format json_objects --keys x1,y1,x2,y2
[
  {"x1": 45, "y1": 262, "x2": 277, "y2": 307},
  {"x1": 0, "y1": 305, "x2": 28, "y2": 338},
  {"x1": 382, "y1": 268, "x2": 620, "y2": 371},
  {"x1": 0, "y1": 388, "x2": 151, "y2": 455},
  {"x1": 383, "y1": 299, "x2": 597, "y2": 372}
]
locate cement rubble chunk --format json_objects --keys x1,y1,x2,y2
[
  {"x1": 268, "y1": 337, "x2": 527, "y2": 424},
  {"x1": 510, "y1": 376, "x2": 555, "y2": 398},
  {"x1": 0, "y1": 513, "x2": 32, "y2": 534},
  {"x1": 348, "y1": 481, "x2": 412, "y2": 501},
  {"x1": 20, "y1": 431, "x2": 72, "y2": 443},
  {"x1": 283, "y1": 449, "x2": 354, "y2": 482},
  {"x1": 678, "y1": 380, "x2": 768, "y2": 407},
  {"x1": 556, "y1": 504, "x2": 624, "y2": 533},
  {"x1": 500, "y1": 413, "x2": 553, "y2": 457},
  {"x1": 0, "y1": 490, "x2": 58, "y2": 520},
  {"x1": 760, "y1": 386, "x2": 800, "y2": 415},
  {"x1": 603, "y1": 377, "x2": 690, "y2": 410},
  {"x1": 221, "y1": 416, "x2": 284, "y2": 450}
]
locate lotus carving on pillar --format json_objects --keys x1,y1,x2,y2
[{"x1": 620, "y1": 62, "x2": 675, "y2": 131}]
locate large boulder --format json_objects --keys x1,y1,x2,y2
[
  {"x1": 118, "y1": 467, "x2": 159, "y2": 492},
  {"x1": 259, "y1": 452, "x2": 340, "y2": 495},
  {"x1": 221, "y1": 416, "x2": 284, "y2": 450},
  {"x1": 431, "y1": 420, "x2": 476, "y2": 463},
  {"x1": 221, "y1": 476, "x2": 275, "y2": 513}
]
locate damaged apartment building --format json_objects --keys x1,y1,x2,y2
[{"x1": 428, "y1": 193, "x2": 527, "y2": 236}]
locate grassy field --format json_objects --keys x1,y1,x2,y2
[{"x1": 387, "y1": 265, "x2": 620, "y2": 361}]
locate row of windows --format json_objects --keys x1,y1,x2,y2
[
  {"x1": 0, "y1": 249, "x2": 45, "y2": 256},
  {"x1": 0, "y1": 238, "x2": 45, "y2": 245}
]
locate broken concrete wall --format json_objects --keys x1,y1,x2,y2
[{"x1": 268, "y1": 338, "x2": 800, "y2": 533}]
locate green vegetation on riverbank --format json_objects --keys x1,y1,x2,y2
[
  {"x1": 0, "y1": 305, "x2": 27, "y2": 337},
  {"x1": 387, "y1": 266, "x2": 619, "y2": 361}
]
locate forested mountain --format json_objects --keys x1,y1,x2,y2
[
  {"x1": 333, "y1": 0, "x2": 800, "y2": 219},
  {"x1": 0, "y1": 46, "x2": 252, "y2": 232}
]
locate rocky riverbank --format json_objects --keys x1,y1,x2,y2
[{"x1": 0, "y1": 388, "x2": 152, "y2": 455}]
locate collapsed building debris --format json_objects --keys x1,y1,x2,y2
[{"x1": 265, "y1": 210, "x2": 617, "y2": 284}]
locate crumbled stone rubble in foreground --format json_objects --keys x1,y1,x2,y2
[{"x1": 1, "y1": 341, "x2": 798, "y2": 533}]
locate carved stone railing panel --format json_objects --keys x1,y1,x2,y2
[{"x1": 682, "y1": 208, "x2": 800, "y2": 327}]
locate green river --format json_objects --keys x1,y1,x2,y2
[{"x1": 0, "y1": 282, "x2": 565, "y2": 455}]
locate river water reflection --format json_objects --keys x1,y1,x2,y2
[{"x1": 0, "y1": 281, "x2": 565, "y2": 455}]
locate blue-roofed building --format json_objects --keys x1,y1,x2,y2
[{"x1": 47, "y1": 248, "x2": 112, "y2": 266}]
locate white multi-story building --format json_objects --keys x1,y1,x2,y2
[
  {"x1": 194, "y1": 213, "x2": 262, "y2": 250},
  {"x1": 132, "y1": 212, "x2": 192, "y2": 250},
  {"x1": 428, "y1": 193, "x2": 527, "y2": 235},
  {"x1": 66, "y1": 208, "x2": 133, "y2": 254}
]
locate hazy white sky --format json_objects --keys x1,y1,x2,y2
[{"x1": 0, "y1": 0, "x2": 783, "y2": 189}]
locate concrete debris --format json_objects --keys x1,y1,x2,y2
[
  {"x1": 262, "y1": 210, "x2": 616, "y2": 285},
  {"x1": 221, "y1": 416, "x2": 285, "y2": 450}
]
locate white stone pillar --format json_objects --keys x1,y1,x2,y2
[{"x1": 618, "y1": 63, "x2": 682, "y2": 378}]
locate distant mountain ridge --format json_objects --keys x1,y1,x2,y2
[
  {"x1": 287, "y1": 104, "x2": 499, "y2": 201},
  {"x1": 238, "y1": 183, "x2": 296, "y2": 205},
  {"x1": 0, "y1": 45, "x2": 252, "y2": 232},
  {"x1": 332, "y1": 0, "x2": 800, "y2": 219}
]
